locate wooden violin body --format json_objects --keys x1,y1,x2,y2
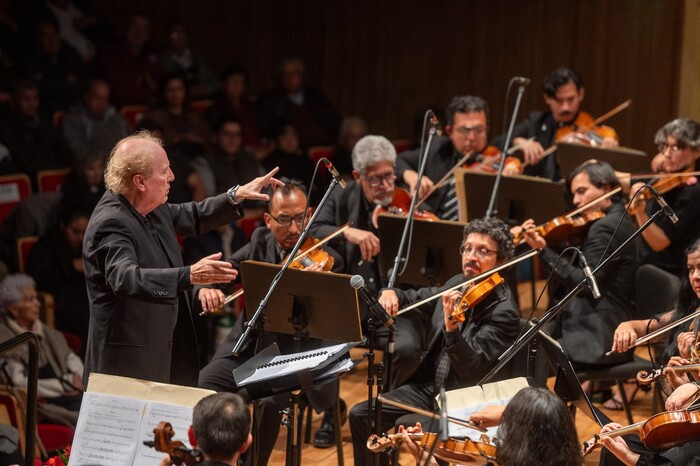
[
  {"x1": 143, "y1": 421, "x2": 202, "y2": 466},
  {"x1": 451, "y1": 273, "x2": 504, "y2": 322},
  {"x1": 372, "y1": 187, "x2": 439, "y2": 228},
  {"x1": 556, "y1": 111, "x2": 617, "y2": 147},
  {"x1": 367, "y1": 431, "x2": 497, "y2": 464},
  {"x1": 627, "y1": 167, "x2": 697, "y2": 216},
  {"x1": 464, "y1": 145, "x2": 521, "y2": 174},
  {"x1": 513, "y1": 210, "x2": 605, "y2": 247},
  {"x1": 287, "y1": 236, "x2": 334, "y2": 271}
]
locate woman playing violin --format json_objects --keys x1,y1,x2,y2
[
  {"x1": 398, "y1": 387, "x2": 582, "y2": 466},
  {"x1": 626, "y1": 118, "x2": 700, "y2": 276},
  {"x1": 517, "y1": 160, "x2": 638, "y2": 368}
]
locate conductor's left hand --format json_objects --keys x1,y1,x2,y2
[
  {"x1": 190, "y1": 252, "x2": 237, "y2": 285},
  {"x1": 235, "y1": 167, "x2": 285, "y2": 202}
]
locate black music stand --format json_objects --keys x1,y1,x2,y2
[
  {"x1": 454, "y1": 170, "x2": 566, "y2": 224},
  {"x1": 377, "y1": 213, "x2": 464, "y2": 287},
  {"x1": 240, "y1": 260, "x2": 363, "y2": 343},
  {"x1": 557, "y1": 142, "x2": 649, "y2": 179}
]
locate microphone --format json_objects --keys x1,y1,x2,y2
[
  {"x1": 428, "y1": 111, "x2": 443, "y2": 136},
  {"x1": 514, "y1": 76, "x2": 531, "y2": 86},
  {"x1": 439, "y1": 386, "x2": 449, "y2": 442},
  {"x1": 647, "y1": 186, "x2": 679, "y2": 223},
  {"x1": 322, "y1": 158, "x2": 346, "y2": 189},
  {"x1": 578, "y1": 251, "x2": 601, "y2": 299},
  {"x1": 350, "y1": 275, "x2": 396, "y2": 331}
]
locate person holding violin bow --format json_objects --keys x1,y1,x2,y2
[
  {"x1": 493, "y1": 67, "x2": 619, "y2": 181},
  {"x1": 620, "y1": 118, "x2": 700, "y2": 277},
  {"x1": 197, "y1": 179, "x2": 346, "y2": 462},
  {"x1": 348, "y1": 217, "x2": 521, "y2": 466},
  {"x1": 517, "y1": 160, "x2": 638, "y2": 369},
  {"x1": 396, "y1": 95, "x2": 522, "y2": 221}
]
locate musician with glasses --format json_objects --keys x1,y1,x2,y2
[
  {"x1": 348, "y1": 217, "x2": 520, "y2": 466},
  {"x1": 198, "y1": 179, "x2": 345, "y2": 462},
  {"x1": 397, "y1": 95, "x2": 521, "y2": 221}
]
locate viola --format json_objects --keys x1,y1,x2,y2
[
  {"x1": 143, "y1": 421, "x2": 202, "y2": 466},
  {"x1": 582, "y1": 406, "x2": 700, "y2": 455},
  {"x1": 637, "y1": 364, "x2": 700, "y2": 385},
  {"x1": 627, "y1": 166, "x2": 697, "y2": 216},
  {"x1": 367, "y1": 431, "x2": 497, "y2": 464},
  {"x1": 555, "y1": 111, "x2": 617, "y2": 147},
  {"x1": 513, "y1": 210, "x2": 605, "y2": 247},
  {"x1": 450, "y1": 272, "x2": 504, "y2": 322},
  {"x1": 372, "y1": 187, "x2": 439, "y2": 228},
  {"x1": 287, "y1": 236, "x2": 334, "y2": 271}
]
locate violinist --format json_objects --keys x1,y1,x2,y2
[
  {"x1": 397, "y1": 96, "x2": 522, "y2": 221},
  {"x1": 597, "y1": 381, "x2": 700, "y2": 466},
  {"x1": 518, "y1": 160, "x2": 637, "y2": 368},
  {"x1": 494, "y1": 67, "x2": 619, "y2": 181},
  {"x1": 626, "y1": 118, "x2": 700, "y2": 276},
  {"x1": 198, "y1": 179, "x2": 345, "y2": 462},
  {"x1": 398, "y1": 387, "x2": 583, "y2": 466},
  {"x1": 157, "y1": 392, "x2": 252, "y2": 466},
  {"x1": 348, "y1": 217, "x2": 520, "y2": 466}
]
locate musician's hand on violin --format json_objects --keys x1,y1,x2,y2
[
  {"x1": 611, "y1": 321, "x2": 639, "y2": 353},
  {"x1": 344, "y1": 227, "x2": 380, "y2": 261},
  {"x1": 379, "y1": 289, "x2": 400, "y2": 316},
  {"x1": 190, "y1": 253, "x2": 237, "y2": 285},
  {"x1": 442, "y1": 289, "x2": 462, "y2": 331},
  {"x1": 650, "y1": 153, "x2": 665, "y2": 173},
  {"x1": 677, "y1": 331, "x2": 696, "y2": 359},
  {"x1": 601, "y1": 137, "x2": 619, "y2": 149},
  {"x1": 599, "y1": 423, "x2": 639, "y2": 466},
  {"x1": 398, "y1": 423, "x2": 430, "y2": 464},
  {"x1": 157, "y1": 455, "x2": 174, "y2": 466},
  {"x1": 515, "y1": 138, "x2": 545, "y2": 166},
  {"x1": 469, "y1": 405, "x2": 505, "y2": 428},
  {"x1": 502, "y1": 161, "x2": 522, "y2": 176},
  {"x1": 403, "y1": 170, "x2": 434, "y2": 199},
  {"x1": 522, "y1": 229, "x2": 546, "y2": 250},
  {"x1": 198, "y1": 287, "x2": 226, "y2": 314},
  {"x1": 666, "y1": 382, "x2": 700, "y2": 411},
  {"x1": 665, "y1": 356, "x2": 691, "y2": 389},
  {"x1": 629, "y1": 182, "x2": 649, "y2": 217},
  {"x1": 303, "y1": 262, "x2": 324, "y2": 272}
]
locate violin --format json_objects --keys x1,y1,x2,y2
[
  {"x1": 555, "y1": 111, "x2": 617, "y2": 147},
  {"x1": 582, "y1": 405, "x2": 700, "y2": 455},
  {"x1": 372, "y1": 187, "x2": 439, "y2": 228},
  {"x1": 463, "y1": 145, "x2": 522, "y2": 174},
  {"x1": 287, "y1": 236, "x2": 334, "y2": 271},
  {"x1": 637, "y1": 364, "x2": 700, "y2": 385},
  {"x1": 143, "y1": 421, "x2": 202, "y2": 466},
  {"x1": 513, "y1": 210, "x2": 605, "y2": 248},
  {"x1": 367, "y1": 431, "x2": 497, "y2": 464},
  {"x1": 627, "y1": 166, "x2": 697, "y2": 216},
  {"x1": 450, "y1": 272, "x2": 504, "y2": 322}
]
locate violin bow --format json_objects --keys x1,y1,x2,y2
[
  {"x1": 605, "y1": 307, "x2": 700, "y2": 356},
  {"x1": 628, "y1": 170, "x2": 700, "y2": 180},
  {"x1": 200, "y1": 223, "x2": 353, "y2": 315},
  {"x1": 565, "y1": 186, "x2": 622, "y2": 219},
  {"x1": 415, "y1": 152, "x2": 474, "y2": 208},
  {"x1": 397, "y1": 248, "x2": 539, "y2": 316},
  {"x1": 377, "y1": 394, "x2": 487, "y2": 433}
]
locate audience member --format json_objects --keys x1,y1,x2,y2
[
  {"x1": 0, "y1": 274, "x2": 83, "y2": 427},
  {"x1": 61, "y1": 78, "x2": 129, "y2": 161},
  {"x1": 44, "y1": 0, "x2": 97, "y2": 61},
  {"x1": 158, "y1": 22, "x2": 219, "y2": 99},
  {"x1": 20, "y1": 15, "x2": 87, "y2": 114},
  {"x1": 0, "y1": 79, "x2": 73, "y2": 187},
  {"x1": 262, "y1": 120, "x2": 318, "y2": 198},
  {"x1": 27, "y1": 203, "x2": 91, "y2": 354},
  {"x1": 61, "y1": 152, "x2": 106, "y2": 211},
  {"x1": 259, "y1": 57, "x2": 340, "y2": 148},
  {"x1": 98, "y1": 14, "x2": 163, "y2": 107},
  {"x1": 144, "y1": 72, "x2": 212, "y2": 149},
  {"x1": 332, "y1": 115, "x2": 368, "y2": 179},
  {"x1": 207, "y1": 63, "x2": 263, "y2": 150}
]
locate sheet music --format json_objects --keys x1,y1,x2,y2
[
  {"x1": 69, "y1": 392, "x2": 144, "y2": 466},
  {"x1": 238, "y1": 342, "x2": 347, "y2": 385},
  {"x1": 448, "y1": 400, "x2": 507, "y2": 439}
]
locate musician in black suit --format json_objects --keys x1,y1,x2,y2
[{"x1": 198, "y1": 180, "x2": 345, "y2": 462}]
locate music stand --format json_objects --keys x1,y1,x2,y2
[
  {"x1": 377, "y1": 213, "x2": 464, "y2": 287},
  {"x1": 454, "y1": 169, "x2": 566, "y2": 224},
  {"x1": 536, "y1": 328, "x2": 605, "y2": 427},
  {"x1": 557, "y1": 142, "x2": 649, "y2": 179},
  {"x1": 240, "y1": 260, "x2": 363, "y2": 343}
]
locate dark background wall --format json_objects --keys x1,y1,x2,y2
[{"x1": 92, "y1": 0, "x2": 683, "y2": 155}]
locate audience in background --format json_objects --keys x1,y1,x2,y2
[
  {"x1": 333, "y1": 116, "x2": 368, "y2": 179},
  {"x1": 61, "y1": 152, "x2": 106, "y2": 211}
]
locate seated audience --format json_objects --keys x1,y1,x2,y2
[
  {"x1": 61, "y1": 152, "x2": 106, "y2": 211},
  {"x1": 262, "y1": 120, "x2": 319, "y2": 199},
  {"x1": 44, "y1": 0, "x2": 97, "y2": 61},
  {"x1": 332, "y1": 115, "x2": 368, "y2": 179}
]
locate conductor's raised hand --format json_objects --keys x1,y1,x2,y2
[
  {"x1": 236, "y1": 167, "x2": 285, "y2": 202},
  {"x1": 190, "y1": 252, "x2": 237, "y2": 285}
]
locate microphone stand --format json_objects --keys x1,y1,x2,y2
[
  {"x1": 383, "y1": 118, "x2": 439, "y2": 392},
  {"x1": 478, "y1": 209, "x2": 665, "y2": 385},
  {"x1": 485, "y1": 81, "x2": 528, "y2": 219}
]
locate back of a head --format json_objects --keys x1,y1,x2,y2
[
  {"x1": 193, "y1": 392, "x2": 251, "y2": 460},
  {"x1": 496, "y1": 387, "x2": 582, "y2": 466}
]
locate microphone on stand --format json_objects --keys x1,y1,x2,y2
[
  {"x1": 647, "y1": 186, "x2": 679, "y2": 223},
  {"x1": 578, "y1": 251, "x2": 601, "y2": 299},
  {"x1": 514, "y1": 76, "x2": 531, "y2": 86},
  {"x1": 322, "y1": 158, "x2": 346, "y2": 189},
  {"x1": 350, "y1": 275, "x2": 396, "y2": 331},
  {"x1": 428, "y1": 110, "x2": 443, "y2": 136}
]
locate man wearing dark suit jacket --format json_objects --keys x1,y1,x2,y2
[
  {"x1": 198, "y1": 180, "x2": 345, "y2": 462},
  {"x1": 82, "y1": 131, "x2": 282, "y2": 387}
]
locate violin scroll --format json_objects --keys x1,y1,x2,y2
[{"x1": 144, "y1": 421, "x2": 202, "y2": 466}]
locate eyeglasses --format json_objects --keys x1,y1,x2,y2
[
  {"x1": 269, "y1": 213, "x2": 305, "y2": 227},
  {"x1": 363, "y1": 172, "x2": 397, "y2": 188},
  {"x1": 459, "y1": 243, "x2": 498, "y2": 259},
  {"x1": 658, "y1": 144, "x2": 682, "y2": 154},
  {"x1": 454, "y1": 125, "x2": 486, "y2": 136}
]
